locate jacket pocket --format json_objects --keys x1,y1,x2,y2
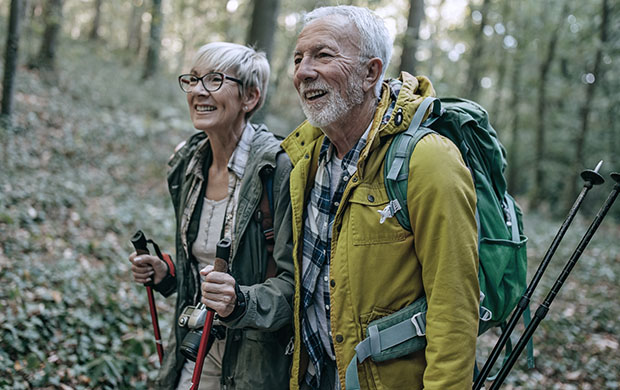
[
  {"x1": 478, "y1": 234, "x2": 528, "y2": 333},
  {"x1": 348, "y1": 185, "x2": 409, "y2": 245}
]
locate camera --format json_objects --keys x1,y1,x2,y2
[
  {"x1": 178, "y1": 304, "x2": 225, "y2": 361},
  {"x1": 178, "y1": 303, "x2": 208, "y2": 329}
]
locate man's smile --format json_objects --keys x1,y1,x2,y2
[{"x1": 304, "y1": 89, "x2": 328, "y2": 101}]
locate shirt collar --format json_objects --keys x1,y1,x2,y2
[
  {"x1": 318, "y1": 122, "x2": 372, "y2": 175},
  {"x1": 228, "y1": 122, "x2": 255, "y2": 179}
]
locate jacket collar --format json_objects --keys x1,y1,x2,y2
[{"x1": 281, "y1": 123, "x2": 324, "y2": 166}]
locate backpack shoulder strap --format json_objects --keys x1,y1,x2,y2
[
  {"x1": 384, "y1": 97, "x2": 440, "y2": 231},
  {"x1": 259, "y1": 166, "x2": 277, "y2": 279}
]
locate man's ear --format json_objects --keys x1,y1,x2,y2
[
  {"x1": 243, "y1": 87, "x2": 261, "y2": 113},
  {"x1": 362, "y1": 57, "x2": 383, "y2": 94}
]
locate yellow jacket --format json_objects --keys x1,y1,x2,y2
[{"x1": 281, "y1": 72, "x2": 480, "y2": 390}]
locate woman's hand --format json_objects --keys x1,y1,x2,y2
[
  {"x1": 128, "y1": 252, "x2": 168, "y2": 285},
  {"x1": 200, "y1": 265, "x2": 237, "y2": 317}
]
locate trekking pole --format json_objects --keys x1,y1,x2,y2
[
  {"x1": 489, "y1": 172, "x2": 620, "y2": 390},
  {"x1": 131, "y1": 230, "x2": 164, "y2": 364},
  {"x1": 190, "y1": 237, "x2": 231, "y2": 390},
  {"x1": 472, "y1": 161, "x2": 605, "y2": 390}
]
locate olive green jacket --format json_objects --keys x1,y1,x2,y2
[
  {"x1": 155, "y1": 125, "x2": 294, "y2": 389},
  {"x1": 281, "y1": 73, "x2": 480, "y2": 390}
]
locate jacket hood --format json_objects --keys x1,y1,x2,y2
[{"x1": 282, "y1": 72, "x2": 435, "y2": 166}]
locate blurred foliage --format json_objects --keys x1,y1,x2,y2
[
  {"x1": 0, "y1": 40, "x2": 188, "y2": 388},
  {"x1": 0, "y1": 0, "x2": 619, "y2": 388}
]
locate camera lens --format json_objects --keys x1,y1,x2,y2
[{"x1": 180, "y1": 329, "x2": 202, "y2": 362}]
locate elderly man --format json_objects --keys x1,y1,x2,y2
[{"x1": 281, "y1": 5, "x2": 480, "y2": 390}]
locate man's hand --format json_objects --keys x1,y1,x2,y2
[
  {"x1": 200, "y1": 265, "x2": 237, "y2": 318},
  {"x1": 129, "y1": 252, "x2": 168, "y2": 285}
]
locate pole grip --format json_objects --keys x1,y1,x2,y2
[
  {"x1": 131, "y1": 230, "x2": 150, "y2": 256},
  {"x1": 214, "y1": 237, "x2": 231, "y2": 272}
]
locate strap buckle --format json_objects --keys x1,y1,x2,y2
[
  {"x1": 411, "y1": 312, "x2": 426, "y2": 337},
  {"x1": 378, "y1": 199, "x2": 402, "y2": 224}
]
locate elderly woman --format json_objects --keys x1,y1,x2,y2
[{"x1": 129, "y1": 42, "x2": 294, "y2": 390}]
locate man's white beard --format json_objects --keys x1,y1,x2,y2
[{"x1": 298, "y1": 76, "x2": 364, "y2": 128}]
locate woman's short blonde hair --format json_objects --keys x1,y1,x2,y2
[{"x1": 192, "y1": 42, "x2": 270, "y2": 120}]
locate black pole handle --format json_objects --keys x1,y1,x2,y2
[
  {"x1": 214, "y1": 237, "x2": 231, "y2": 272},
  {"x1": 131, "y1": 230, "x2": 149, "y2": 255}
]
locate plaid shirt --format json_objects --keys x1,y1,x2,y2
[{"x1": 301, "y1": 127, "x2": 370, "y2": 389}]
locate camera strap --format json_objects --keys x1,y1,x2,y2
[{"x1": 218, "y1": 174, "x2": 239, "y2": 264}]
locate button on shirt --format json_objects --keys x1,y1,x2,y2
[{"x1": 300, "y1": 125, "x2": 370, "y2": 389}]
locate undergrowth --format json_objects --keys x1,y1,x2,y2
[{"x1": 1, "y1": 40, "x2": 619, "y2": 389}]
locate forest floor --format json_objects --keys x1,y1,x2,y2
[{"x1": 1, "y1": 41, "x2": 619, "y2": 389}]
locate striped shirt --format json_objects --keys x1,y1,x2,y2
[
  {"x1": 300, "y1": 125, "x2": 370, "y2": 389},
  {"x1": 179, "y1": 123, "x2": 255, "y2": 302}
]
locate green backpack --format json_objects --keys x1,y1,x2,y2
[
  {"x1": 345, "y1": 97, "x2": 530, "y2": 390},
  {"x1": 385, "y1": 96, "x2": 528, "y2": 332}
]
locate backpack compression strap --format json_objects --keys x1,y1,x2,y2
[{"x1": 345, "y1": 298, "x2": 428, "y2": 390}]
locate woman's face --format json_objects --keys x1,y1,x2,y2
[{"x1": 185, "y1": 66, "x2": 246, "y2": 133}]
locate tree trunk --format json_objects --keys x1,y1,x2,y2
[
  {"x1": 89, "y1": 0, "x2": 103, "y2": 41},
  {"x1": 142, "y1": 0, "x2": 163, "y2": 80},
  {"x1": 489, "y1": 0, "x2": 512, "y2": 124},
  {"x1": 37, "y1": 0, "x2": 63, "y2": 70},
  {"x1": 174, "y1": 0, "x2": 190, "y2": 75},
  {"x1": 603, "y1": 74, "x2": 617, "y2": 169},
  {"x1": 246, "y1": 0, "x2": 280, "y2": 61},
  {"x1": 529, "y1": 1, "x2": 568, "y2": 208},
  {"x1": 1, "y1": 0, "x2": 22, "y2": 123},
  {"x1": 562, "y1": 0, "x2": 609, "y2": 211},
  {"x1": 21, "y1": 0, "x2": 35, "y2": 58},
  {"x1": 506, "y1": 2, "x2": 526, "y2": 195},
  {"x1": 428, "y1": 0, "x2": 445, "y2": 80},
  {"x1": 126, "y1": 0, "x2": 145, "y2": 55},
  {"x1": 272, "y1": 36, "x2": 297, "y2": 97},
  {"x1": 135, "y1": 6, "x2": 144, "y2": 56},
  {"x1": 399, "y1": 0, "x2": 425, "y2": 75},
  {"x1": 506, "y1": 51, "x2": 524, "y2": 194},
  {"x1": 462, "y1": 0, "x2": 491, "y2": 101},
  {"x1": 246, "y1": 0, "x2": 280, "y2": 122}
]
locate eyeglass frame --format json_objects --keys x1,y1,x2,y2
[{"x1": 178, "y1": 72, "x2": 243, "y2": 93}]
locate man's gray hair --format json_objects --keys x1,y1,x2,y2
[
  {"x1": 304, "y1": 5, "x2": 393, "y2": 97},
  {"x1": 192, "y1": 42, "x2": 270, "y2": 119}
]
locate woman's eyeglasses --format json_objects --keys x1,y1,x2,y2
[{"x1": 178, "y1": 72, "x2": 242, "y2": 93}]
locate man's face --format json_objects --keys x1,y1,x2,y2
[{"x1": 293, "y1": 15, "x2": 365, "y2": 128}]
